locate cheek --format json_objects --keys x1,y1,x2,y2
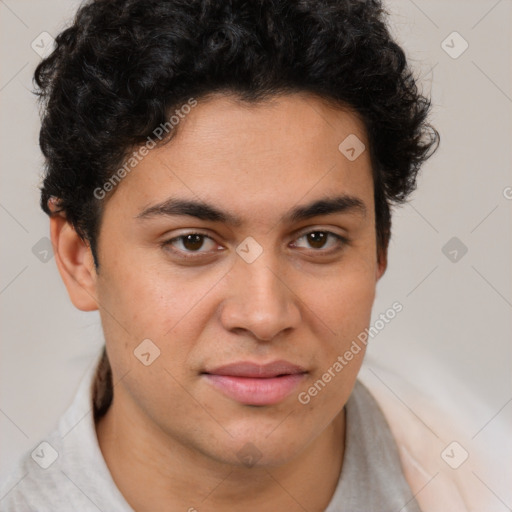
[
  {"x1": 301, "y1": 258, "x2": 377, "y2": 343},
  {"x1": 98, "y1": 253, "x2": 203, "y2": 332},
  {"x1": 95, "y1": 251, "x2": 229, "y2": 374},
  {"x1": 294, "y1": 267, "x2": 375, "y2": 419}
]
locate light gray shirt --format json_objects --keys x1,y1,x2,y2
[{"x1": 0, "y1": 355, "x2": 421, "y2": 511}]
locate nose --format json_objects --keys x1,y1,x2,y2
[{"x1": 219, "y1": 250, "x2": 302, "y2": 342}]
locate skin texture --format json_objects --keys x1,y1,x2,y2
[{"x1": 50, "y1": 92, "x2": 387, "y2": 512}]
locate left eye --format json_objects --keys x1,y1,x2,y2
[{"x1": 291, "y1": 231, "x2": 346, "y2": 251}]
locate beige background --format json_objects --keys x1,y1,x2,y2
[{"x1": 1, "y1": 0, "x2": 511, "y2": 501}]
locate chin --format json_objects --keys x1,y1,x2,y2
[{"x1": 215, "y1": 427, "x2": 309, "y2": 469}]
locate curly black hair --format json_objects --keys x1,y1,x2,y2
[{"x1": 35, "y1": 0, "x2": 439, "y2": 269}]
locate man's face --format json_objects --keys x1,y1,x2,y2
[{"x1": 92, "y1": 92, "x2": 384, "y2": 467}]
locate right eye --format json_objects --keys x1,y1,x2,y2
[{"x1": 161, "y1": 233, "x2": 223, "y2": 259}]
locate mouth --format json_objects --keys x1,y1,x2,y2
[{"x1": 201, "y1": 360, "x2": 308, "y2": 406}]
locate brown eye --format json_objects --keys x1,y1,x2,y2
[
  {"x1": 292, "y1": 231, "x2": 347, "y2": 253},
  {"x1": 306, "y1": 232, "x2": 328, "y2": 249},
  {"x1": 162, "y1": 233, "x2": 219, "y2": 258},
  {"x1": 181, "y1": 234, "x2": 205, "y2": 251}
]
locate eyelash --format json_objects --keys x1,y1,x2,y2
[{"x1": 161, "y1": 230, "x2": 349, "y2": 260}]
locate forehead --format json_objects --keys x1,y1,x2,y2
[
  {"x1": 104, "y1": 92, "x2": 374, "y2": 223},
  {"x1": 174, "y1": 92, "x2": 368, "y2": 162}
]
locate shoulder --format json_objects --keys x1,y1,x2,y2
[
  {"x1": 0, "y1": 431, "x2": 98, "y2": 512},
  {"x1": 0, "y1": 350, "x2": 133, "y2": 512},
  {"x1": 358, "y1": 356, "x2": 511, "y2": 512}
]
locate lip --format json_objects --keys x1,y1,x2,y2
[
  {"x1": 202, "y1": 360, "x2": 308, "y2": 406},
  {"x1": 205, "y1": 360, "x2": 307, "y2": 378}
]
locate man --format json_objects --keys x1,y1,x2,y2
[{"x1": 2, "y1": 0, "x2": 474, "y2": 510}]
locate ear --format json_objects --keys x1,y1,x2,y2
[
  {"x1": 376, "y1": 244, "x2": 388, "y2": 281},
  {"x1": 49, "y1": 212, "x2": 99, "y2": 311}
]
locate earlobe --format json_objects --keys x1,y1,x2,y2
[
  {"x1": 376, "y1": 247, "x2": 388, "y2": 280},
  {"x1": 50, "y1": 213, "x2": 99, "y2": 312}
]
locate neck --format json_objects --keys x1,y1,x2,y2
[{"x1": 96, "y1": 391, "x2": 345, "y2": 512}]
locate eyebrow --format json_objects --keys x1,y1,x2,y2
[{"x1": 135, "y1": 194, "x2": 366, "y2": 225}]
